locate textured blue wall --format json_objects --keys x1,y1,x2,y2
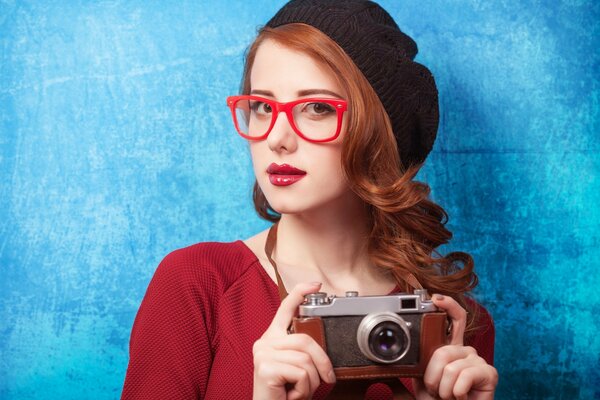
[{"x1": 1, "y1": 1, "x2": 598, "y2": 399}]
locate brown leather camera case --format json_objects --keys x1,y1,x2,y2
[{"x1": 291, "y1": 311, "x2": 447, "y2": 380}]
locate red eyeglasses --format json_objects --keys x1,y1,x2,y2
[{"x1": 226, "y1": 95, "x2": 348, "y2": 143}]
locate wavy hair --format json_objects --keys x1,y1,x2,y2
[{"x1": 241, "y1": 24, "x2": 479, "y2": 332}]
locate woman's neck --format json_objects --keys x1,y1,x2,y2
[
  {"x1": 276, "y1": 214, "x2": 369, "y2": 271},
  {"x1": 272, "y1": 204, "x2": 394, "y2": 296}
]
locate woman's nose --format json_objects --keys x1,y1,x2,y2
[{"x1": 266, "y1": 111, "x2": 298, "y2": 153}]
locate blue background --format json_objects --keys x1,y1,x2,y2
[{"x1": 1, "y1": 1, "x2": 598, "y2": 399}]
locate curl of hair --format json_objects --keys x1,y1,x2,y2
[{"x1": 242, "y1": 24, "x2": 479, "y2": 333}]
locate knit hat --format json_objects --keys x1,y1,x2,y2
[{"x1": 266, "y1": 0, "x2": 438, "y2": 168}]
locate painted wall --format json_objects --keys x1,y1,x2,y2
[{"x1": 1, "y1": 1, "x2": 598, "y2": 399}]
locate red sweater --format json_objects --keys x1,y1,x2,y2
[{"x1": 122, "y1": 241, "x2": 494, "y2": 399}]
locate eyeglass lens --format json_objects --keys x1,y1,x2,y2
[{"x1": 234, "y1": 99, "x2": 339, "y2": 140}]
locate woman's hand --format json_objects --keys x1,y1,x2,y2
[
  {"x1": 253, "y1": 282, "x2": 336, "y2": 400},
  {"x1": 413, "y1": 295, "x2": 498, "y2": 400}
]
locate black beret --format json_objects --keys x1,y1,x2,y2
[{"x1": 267, "y1": 0, "x2": 439, "y2": 168}]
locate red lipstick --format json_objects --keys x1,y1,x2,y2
[{"x1": 267, "y1": 163, "x2": 306, "y2": 186}]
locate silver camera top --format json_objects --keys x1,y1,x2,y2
[{"x1": 299, "y1": 289, "x2": 437, "y2": 317}]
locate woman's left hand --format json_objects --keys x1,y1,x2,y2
[{"x1": 413, "y1": 295, "x2": 498, "y2": 400}]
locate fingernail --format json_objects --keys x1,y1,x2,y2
[
  {"x1": 435, "y1": 294, "x2": 444, "y2": 300},
  {"x1": 310, "y1": 281, "x2": 322, "y2": 287}
]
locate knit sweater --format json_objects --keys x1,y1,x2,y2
[{"x1": 121, "y1": 241, "x2": 494, "y2": 399}]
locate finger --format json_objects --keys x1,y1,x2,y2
[
  {"x1": 437, "y1": 357, "x2": 476, "y2": 400},
  {"x1": 432, "y1": 294, "x2": 467, "y2": 345},
  {"x1": 453, "y1": 364, "x2": 498, "y2": 400},
  {"x1": 268, "y1": 282, "x2": 322, "y2": 334},
  {"x1": 270, "y1": 334, "x2": 336, "y2": 384},
  {"x1": 423, "y1": 345, "x2": 477, "y2": 395},
  {"x1": 254, "y1": 361, "x2": 311, "y2": 400},
  {"x1": 269, "y1": 350, "x2": 321, "y2": 393}
]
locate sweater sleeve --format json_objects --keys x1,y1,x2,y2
[
  {"x1": 121, "y1": 249, "x2": 218, "y2": 400},
  {"x1": 465, "y1": 300, "x2": 495, "y2": 366}
]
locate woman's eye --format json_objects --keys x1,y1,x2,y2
[
  {"x1": 250, "y1": 101, "x2": 272, "y2": 115},
  {"x1": 306, "y1": 102, "x2": 335, "y2": 115}
]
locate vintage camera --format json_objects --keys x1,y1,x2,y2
[{"x1": 290, "y1": 289, "x2": 447, "y2": 380}]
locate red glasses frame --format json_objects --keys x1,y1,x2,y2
[{"x1": 226, "y1": 95, "x2": 348, "y2": 143}]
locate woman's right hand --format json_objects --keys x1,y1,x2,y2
[{"x1": 253, "y1": 282, "x2": 336, "y2": 400}]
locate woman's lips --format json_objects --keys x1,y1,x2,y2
[{"x1": 267, "y1": 163, "x2": 306, "y2": 186}]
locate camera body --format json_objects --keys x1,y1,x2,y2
[{"x1": 291, "y1": 289, "x2": 447, "y2": 380}]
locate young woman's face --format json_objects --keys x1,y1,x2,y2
[{"x1": 248, "y1": 39, "x2": 359, "y2": 217}]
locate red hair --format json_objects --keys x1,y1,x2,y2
[{"x1": 242, "y1": 24, "x2": 479, "y2": 332}]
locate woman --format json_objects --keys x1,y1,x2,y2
[{"x1": 122, "y1": 1, "x2": 498, "y2": 399}]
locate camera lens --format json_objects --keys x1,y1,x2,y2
[
  {"x1": 357, "y1": 312, "x2": 411, "y2": 364},
  {"x1": 369, "y1": 321, "x2": 406, "y2": 360}
]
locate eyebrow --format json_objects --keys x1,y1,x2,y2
[{"x1": 250, "y1": 89, "x2": 344, "y2": 98}]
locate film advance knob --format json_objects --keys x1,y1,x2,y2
[{"x1": 305, "y1": 292, "x2": 328, "y2": 305}]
